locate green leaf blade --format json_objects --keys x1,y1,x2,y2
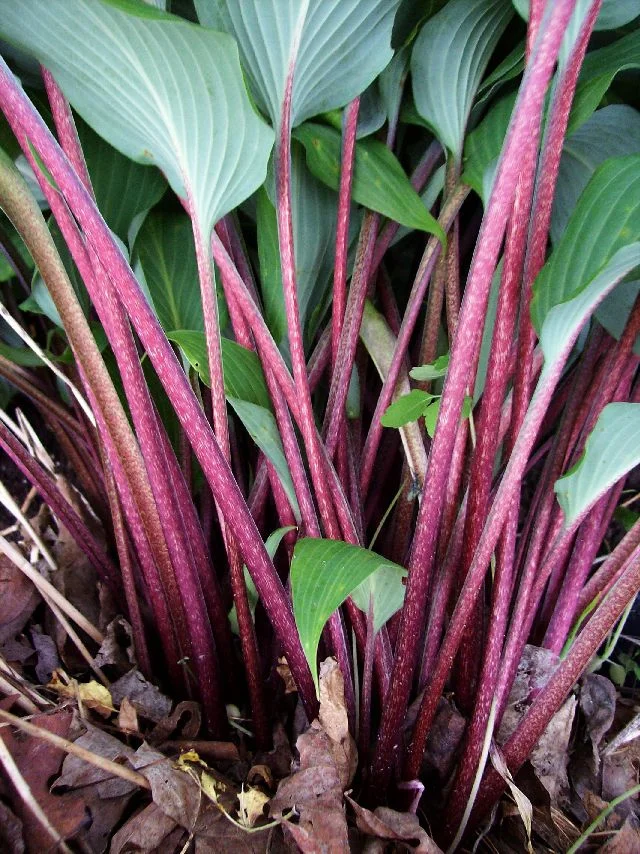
[
  {"x1": 291, "y1": 538, "x2": 406, "y2": 690},
  {"x1": 381, "y1": 389, "x2": 433, "y2": 428},
  {"x1": 555, "y1": 404, "x2": 640, "y2": 527}
]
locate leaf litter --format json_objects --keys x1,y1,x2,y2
[{"x1": 1, "y1": 511, "x2": 640, "y2": 853}]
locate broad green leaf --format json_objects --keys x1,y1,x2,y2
[
  {"x1": 569, "y1": 29, "x2": 640, "y2": 135},
  {"x1": 294, "y1": 122, "x2": 445, "y2": 240},
  {"x1": 462, "y1": 92, "x2": 516, "y2": 200},
  {"x1": 531, "y1": 156, "x2": 640, "y2": 332},
  {"x1": 555, "y1": 404, "x2": 640, "y2": 527},
  {"x1": 290, "y1": 538, "x2": 406, "y2": 690},
  {"x1": 0, "y1": 225, "x2": 32, "y2": 283},
  {"x1": 230, "y1": 526, "x2": 297, "y2": 633},
  {"x1": 77, "y1": 118, "x2": 166, "y2": 245},
  {"x1": 409, "y1": 354, "x2": 449, "y2": 381},
  {"x1": 227, "y1": 398, "x2": 300, "y2": 521},
  {"x1": 0, "y1": 340, "x2": 44, "y2": 367},
  {"x1": 537, "y1": 244, "x2": 640, "y2": 372},
  {"x1": 350, "y1": 564, "x2": 407, "y2": 633},
  {"x1": 167, "y1": 331, "x2": 272, "y2": 410},
  {"x1": 378, "y1": 46, "x2": 410, "y2": 127},
  {"x1": 0, "y1": 0, "x2": 274, "y2": 238},
  {"x1": 134, "y1": 211, "x2": 206, "y2": 334},
  {"x1": 595, "y1": 279, "x2": 640, "y2": 355},
  {"x1": 552, "y1": 106, "x2": 640, "y2": 244},
  {"x1": 513, "y1": 0, "x2": 640, "y2": 33},
  {"x1": 411, "y1": 0, "x2": 513, "y2": 161},
  {"x1": 259, "y1": 142, "x2": 339, "y2": 348},
  {"x1": 472, "y1": 40, "x2": 525, "y2": 117},
  {"x1": 381, "y1": 389, "x2": 435, "y2": 428},
  {"x1": 195, "y1": 0, "x2": 399, "y2": 130},
  {"x1": 391, "y1": 0, "x2": 448, "y2": 49}
]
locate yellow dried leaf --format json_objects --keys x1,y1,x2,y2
[
  {"x1": 48, "y1": 672, "x2": 113, "y2": 717},
  {"x1": 238, "y1": 785, "x2": 270, "y2": 828}
]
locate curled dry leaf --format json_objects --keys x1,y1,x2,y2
[
  {"x1": 134, "y1": 742, "x2": 203, "y2": 830},
  {"x1": 580, "y1": 673, "x2": 617, "y2": 762},
  {"x1": 238, "y1": 784, "x2": 270, "y2": 827},
  {"x1": 498, "y1": 645, "x2": 560, "y2": 743},
  {"x1": 117, "y1": 695, "x2": 139, "y2": 734},
  {"x1": 148, "y1": 698, "x2": 201, "y2": 744},
  {"x1": 93, "y1": 616, "x2": 136, "y2": 671},
  {"x1": 490, "y1": 742, "x2": 533, "y2": 853},
  {"x1": 109, "y1": 802, "x2": 179, "y2": 854},
  {"x1": 345, "y1": 794, "x2": 442, "y2": 853},
  {"x1": 529, "y1": 695, "x2": 576, "y2": 806}
]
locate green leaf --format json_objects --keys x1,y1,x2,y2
[
  {"x1": 531, "y1": 156, "x2": 640, "y2": 333},
  {"x1": 569, "y1": 29, "x2": 640, "y2": 135},
  {"x1": 290, "y1": 538, "x2": 406, "y2": 690},
  {"x1": 259, "y1": 141, "x2": 340, "y2": 348},
  {"x1": 227, "y1": 398, "x2": 300, "y2": 522},
  {"x1": 513, "y1": 0, "x2": 640, "y2": 33},
  {"x1": 555, "y1": 404, "x2": 640, "y2": 527},
  {"x1": 411, "y1": 0, "x2": 513, "y2": 161},
  {"x1": 409, "y1": 353, "x2": 449, "y2": 381},
  {"x1": 77, "y1": 117, "x2": 166, "y2": 245},
  {"x1": 0, "y1": 339, "x2": 44, "y2": 367},
  {"x1": 167, "y1": 331, "x2": 272, "y2": 410},
  {"x1": 350, "y1": 564, "x2": 407, "y2": 633},
  {"x1": 134, "y1": 211, "x2": 205, "y2": 334},
  {"x1": 423, "y1": 399, "x2": 440, "y2": 438},
  {"x1": 294, "y1": 122, "x2": 445, "y2": 240},
  {"x1": 381, "y1": 389, "x2": 435, "y2": 428},
  {"x1": 614, "y1": 506, "x2": 640, "y2": 533},
  {"x1": 195, "y1": 0, "x2": 398, "y2": 130},
  {"x1": 0, "y1": 0, "x2": 274, "y2": 237},
  {"x1": 229, "y1": 526, "x2": 296, "y2": 634},
  {"x1": 537, "y1": 244, "x2": 640, "y2": 373},
  {"x1": 552, "y1": 106, "x2": 640, "y2": 244},
  {"x1": 391, "y1": 0, "x2": 448, "y2": 49},
  {"x1": 462, "y1": 91, "x2": 516, "y2": 200},
  {"x1": 472, "y1": 40, "x2": 525, "y2": 116},
  {"x1": 595, "y1": 279, "x2": 640, "y2": 355},
  {"x1": 0, "y1": 221, "x2": 33, "y2": 282}
]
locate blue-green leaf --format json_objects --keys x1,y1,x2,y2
[
  {"x1": 195, "y1": 0, "x2": 399, "y2": 130},
  {"x1": 411, "y1": 0, "x2": 513, "y2": 161},
  {"x1": 555, "y1": 404, "x2": 640, "y2": 527},
  {"x1": 462, "y1": 92, "x2": 516, "y2": 200},
  {"x1": 0, "y1": 0, "x2": 274, "y2": 237},
  {"x1": 290, "y1": 538, "x2": 406, "y2": 690}
]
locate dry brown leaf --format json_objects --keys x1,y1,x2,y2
[
  {"x1": 134, "y1": 741, "x2": 203, "y2": 829},
  {"x1": 345, "y1": 795, "x2": 442, "y2": 853},
  {"x1": 0, "y1": 552, "x2": 40, "y2": 644},
  {"x1": 53, "y1": 722, "x2": 138, "y2": 798},
  {"x1": 581, "y1": 674, "x2": 617, "y2": 760},
  {"x1": 421, "y1": 697, "x2": 466, "y2": 781},
  {"x1": 498, "y1": 645, "x2": 560, "y2": 744},
  {"x1": 148, "y1": 699, "x2": 201, "y2": 744},
  {"x1": 30, "y1": 625, "x2": 60, "y2": 683},
  {"x1": 93, "y1": 615, "x2": 136, "y2": 672},
  {"x1": 602, "y1": 738, "x2": 640, "y2": 818},
  {"x1": 0, "y1": 709, "x2": 87, "y2": 851},
  {"x1": 248, "y1": 763, "x2": 275, "y2": 790},
  {"x1": 238, "y1": 785, "x2": 270, "y2": 827},
  {"x1": 597, "y1": 815, "x2": 640, "y2": 852},
  {"x1": 0, "y1": 799, "x2": 25, "y2": 854},
  {"x1": 193, "y1": 801, "x2": 273, "y2": 853},
  {"x1": 276, "y1": 656, "x2": 297, "y2": 694},
  {"x1": 110, "y1": 668, "x2": 172, "y2": 722},
  {"x1": 110, "y1": 802, "x2": 179, "y2": 854},
  {"x1": 530, "y1": 695, "x2": 576, "y2": 805},
  {"x1": 117, "y1": 695, "x2": 139, "y2": 734}
]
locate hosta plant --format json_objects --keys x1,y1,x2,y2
[{"x1": 0, "y1": 0, "x2": 640, "y2": 849}]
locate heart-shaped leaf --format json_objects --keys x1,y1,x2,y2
[
  {"x1": 195, "y1": 0, "x2": 399, "y2": 130},
  {"x1": 531, "y1": 156, "x2": 640, "y2": 333},
  {"x1": 555, "y1": 404, "x2": 640, "y2": 527},
  {"x1": 290, "y1": 538, "x2": 406, "y2": 690},
  {"x1": 0, "y1": 0, "x2": 274, "y2": 237},
  {"x1": 411, "y1": 0, "x2": 513, "y2": 161},
  {"x1": 350, "y1": 564, "x2": 407, "y2": 634},
  {"x1": 293, "y1": 122, "x2": 445, "y2": 240},
  {"x1": 551, "y1": 106, "x2": 640, "y2": 244}
]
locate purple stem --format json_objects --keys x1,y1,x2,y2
[
  {"x1": 370, "y1": 0, "x2": 578, "y2": 790},
  {"x1": 0, "y1": 60, "x2": 320, "y2": 720}
]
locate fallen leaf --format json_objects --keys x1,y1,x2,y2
[
  {"x1": 580, "y1": 673, "x2": 617, "y2": 762},
  {"x1": 238, "y1": 785, "x2": 270, "y2": 827},
  {"x1": 134, "y1": 741, "x2": 202, "y2": 829},
  {"x1": 0, "y1": 799, "x2": 25, "y2": 854},
  {"x1": 110, "y1": 668, "x2": 172, "y2": 722},
  {"x1": 48, "y1": 671, "x2": 114, "y2": 718},
  {"x1": 93, "y1": 616, "x2": 136, "y2": 672},
  {"x1": 0, "y1": 709, "x2": 87, "y2": 851},
  {"x1": 0, "y1": 552, "x2": 40, "y2": 644},
  {"x1": 421, "y1": 697, "x2": 466, "y2": 781},
  {"x1": 110, "y1": 802, "x2": 179, "y2": 854},
  {"x1": 193, "y1": 801, "x2": 272, "y2": 853},
  {"x1": 148, "y1": 699, "x2": 201, "y2": 744},
  {"x1": 490, "y1": 742, "x2": 533, "y2": 853},
  {"x1": 276, "y1": 657, "x2": 297, "y2": 694},
  {"x1": 117, "y1": 695, "x2": 139, "y2": 734},
  {"x1": 53, "y1": 722, "x2": 138, "y2": 798},
  {"x1": 598, "y1": 815, "x2": 640, "y2": 852},
  {"x1": 498, "y1": 645, "x2": 560, "y2": 744},
  {"x1": 529, "y1": 695, "x2": 576, "y2": 805},
  {"x1": 346, "y1": 795, "x2": 442, "y2": 853},
  {"x1": 30, "y1": 625, "x2": 60, "y2": 683},
  {"x1": 602, "y1": 738, "x2": 640, "y2": 817}
]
